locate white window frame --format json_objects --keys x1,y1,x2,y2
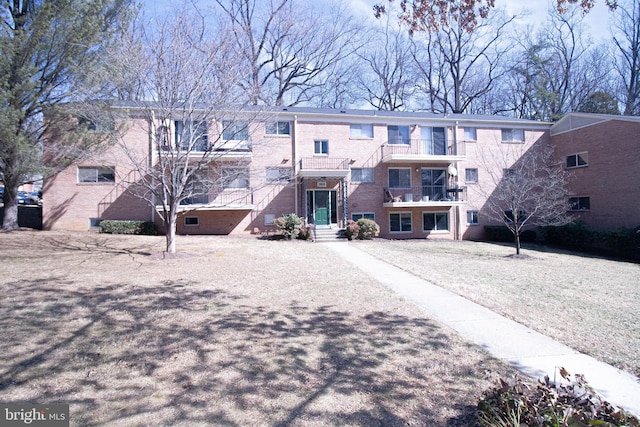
[
  {"x1": 501, "y1": 128, "x2": 525, "y2": 143},
  {"x1": 349, "y1": 124, "x2": 374, "y2": 139},
  {"x1": 265, "y1": 121, "x2": 290, "y2": 136},
  {"x1": 464, "y1": 127, "x2": 477, "y2": 142},
  {"x1": 222, "y1": 167, "x2": 250, "y2": 190},
  {"x1": 78, "y1": 166, "x2": 115, "y2": 184},
  {"x1": 351, "y1": 168, "x2": 374, "y2": 183},
  {"x1": 387, "y1": 125, "x2": 410, "y2": 144},
  {"x1": 175, "y1": 120, "x2": 209, "y2": 151},
  {"x1": 351, "y1": 212, "x2": 375, "y2": 221},
  {"x1": 266, "y1": 167, "x2": 292, "y2": 183},
  {"x1": 388, "y1": 168, "x2": 411, "y2": 189},
  {"x1": 423, "y1": 211, "x2": 449, "y2": 232},
  {"x1": 389, "y1": 212, "x2": 412, "y2": 233},
  {"x1": 465, "y1": 168, "x2": 478, "y2": 183},
  {"x1": 569, "y1": 196, "x2": 590, "y2": 211},
  {"x1": 222, "y1": 120, "x2": 249, "y2": 141},
  {"x1": 184, "y1": 216, "x2": 199, "y2": 226},
  {"x1": 466, "y1": 210, "x2": 479, "y2": 225},
  {"x1": 314, "y1": 139, "x2": 329, "y2": 155},
  {"x1": 566, "y1": 152, "x2": 588, "y2": 169}
]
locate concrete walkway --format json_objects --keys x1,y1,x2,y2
[{"x1": 323, "y1": 242, "x2": 640, "y2": 417}]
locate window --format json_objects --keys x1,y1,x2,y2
[
  {"x1": 421, "y1": 168, "x2": 446, "y2": 201},
  {"x1": 388, "y1": 168, "x2": 411, "y2": 189},
  {"x1": 423, "y1": 212, "x2": 449, "y2": 231},
  {"x1": 465, "y1": 168, "x2": 478, "y2": 183},
  {"x1": 501, "y1": 128, "x2": 525, "y2": 143},
  {"x1": 566, "y1": 153, "x2": 588, "y2": 168},
  {"x1": 390, "y1": 212, "x2": 412, "y2": 232},
  {"x1": 351, "y1": 213, "x2": 375, "y2": 221},
  {"x1": 387, "y1": 125, "x2": 410, "y2": 144},
  {"x1": 421, "y1": 127, "x2": 446, "y2": 155},
  {"x1": 181, "y1": 169, "x2": 209, "y2": 205},
  {"x1": 184, "y1": 217, "x2": 199, "y2": 226},
  {"x1": 175, "y1": 120, "x2": 208, "y2": 151},
  {"x1": 156, "y1": 125, "x2": 171, "y2": 150},
  {"x1": 351, "y1": 168, "x2": 374, "y2": 183},
  {"x1": 569, "y1": 196, "x2": 590, "y2": 211},
  {"x1": 350, "y1": 124, "x2": 374, "y2": 139},
  {"x1": 467, "y1": 210, "x2": 479, "y2": 225},
  {"x1": 503, "y1": 168, "x2": 519, "y2": 178},
  {"x1": 78, "y1": 166, "x2": 115, "y2": 183},
  {"x1": 222, "y1": 120, "x2": 249, "y2": 140},
  {"x1": 265, "y1": 121, "x2": 290, "y2": 136},
  {"x1": 464, "y1": 127, "x2": 477, "y2": 141},
  {"x1": 89, "y1": 218, "x2": 103, "y2": 228},
  {"x1": 266, "y1": 167, "x2": 292, "y2": 183},
  {"x1": 264, "y1": 214, "x2": 276, "y2": 225},
  {"x1": 222, "y1": 167, "x2": 250, "y2": 189},
  {"x1": 314, "y1": 139, "x2": 329, "y2": 155}
]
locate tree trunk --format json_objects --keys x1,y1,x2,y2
[
  {"x1": 515, "y1": 232, "x2": 521, "y2": 255},
  {"x1": 165, "y1": 210, "x2": 177, "y2": 254},
  {"x1": 1, "y1": 184, "x2": 19, "y2": 231}
]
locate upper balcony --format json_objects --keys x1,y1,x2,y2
[
  {"x1": 381, "y1": 139, "x2": 466, "y2": 164},
  {"x1": 383, "y1": 185, "x2": 467, "y2": 207},
  {"x1": 159, "y1": 139, "x2": 252, "y2": 161},
  {"x1": 174, "y1": 189, "x2": 254, "y2": 211},
  {"x1": 298, "y1": 157, "x2": 350, "y2": 178}
]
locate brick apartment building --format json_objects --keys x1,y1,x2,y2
[{"x1": 42, "y1": 106, "x2": 638, "y2": 239}]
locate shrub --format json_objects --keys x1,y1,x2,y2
[
  {"x1": 273, "y1": 213, "x2": 305, "y2": 239},
  {"x1": 541, "y1": 222, "x2": 640, "y2": 262},
  {"x1": 356, "y1": 218, "x2": 379, "y2": 239},
  {"x1": 297, "y1": 224, "x2": 312, "y2": 240},
  {"x1": 476, "y1": 369, "x2": 639, "y2": 427},
  {"x1": 344, "y1": 219, "x2": 360, "y2": 240},
  {"x1": 100, "y1": 220, "x2": 157, "y2": 235}
]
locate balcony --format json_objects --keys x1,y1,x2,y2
[
  {"x1": 381, "y1": 139, "x2": 466, "y2": 163},
  {"x1": 383, "y1": 186, "x2": 467, "y2": 207},
  {"x1": 173, "y1": 189, "x2": 254, "y2": 211},
  {"x1": 211, "y1": 140, "x2": 252, "y2": 161},
  {"x1": 298, "y1": 157, "x2": 350, "y2": 178}
]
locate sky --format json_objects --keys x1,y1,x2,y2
[{"x1": 348, "y1": 0, "x2": 613, "y2": 42}]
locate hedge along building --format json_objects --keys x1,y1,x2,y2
[{"x1": 42, "y1": 104, "x2": 552, "y2": 240}]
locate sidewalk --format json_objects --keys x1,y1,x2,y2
[{"x1": 323, "y1": 242, "x2": 640, "y2": 417}]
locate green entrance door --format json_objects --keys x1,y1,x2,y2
[{"x1": 314, "y1": 190, "x2": 330, "y2": 225}]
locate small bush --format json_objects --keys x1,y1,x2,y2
[
  {"x1": 476, "y1": 369, "x2": 639, "y2": 427},
  {"x1": 344, "y1": 220, "x2": 360, "y2": 240},
  {"x1": 356, "y1": 218, "x2": 379, "y2": 240},
  {"x1": 273, "y1": 213, "x2": 305, "y2": 239},
  {"x1": 297, "y1": 224, "x2": 312, "y2": 240},
  {"x1": 100, "y1": 220, "x2": 157, "y2": 235}
]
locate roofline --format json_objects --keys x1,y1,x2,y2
[
  {"x1": 110, "y1": 101, "x2": 552, "y2": 128},
  {"x1": 551, "y1": 112, "x2": 640, "y2": 136}
]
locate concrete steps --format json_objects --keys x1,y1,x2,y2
[{"x1": 313, "y1": 225, "x2": 346, "y2": 243}]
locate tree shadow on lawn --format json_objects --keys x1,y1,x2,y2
[{"x1": 0, "y1": 278, "x2": 495, "y2": 426}]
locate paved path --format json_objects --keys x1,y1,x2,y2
[{"x1": 323, "y1": 242, "x2": 640, "y2": 417}]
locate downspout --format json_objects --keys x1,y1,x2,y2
[
  {"x1": 149, "y1": 111, "x2": 156, "y2": 223},
  {"x1": 452, "y1": 121, "x2": 460, "y2": 241},
  {"x1": 293, "y1": 115, "x2": 298, "y2": 216}
]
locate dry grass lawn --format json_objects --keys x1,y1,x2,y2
[
  {"x1": 355, "y1": 239, "x2": 640, "y2": 378},
  {"x1": 0, "y1": 230, "x2": 515, "y2": 426}
]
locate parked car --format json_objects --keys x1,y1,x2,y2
[{"x1": 17, "y1": 191, "x2": 40, "y2": 206}]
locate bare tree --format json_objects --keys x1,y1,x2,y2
[
  {"x1": 213, "y1": 0, "x2": 360, "y2": 107},
  {"x1": 357, "y1": 18, "x2": 417, "y2": 110},
  {"x1": 410, "y1": 8, "x2": 516, "y2": 114},
  {"x1": 473, "y1": 143, "x2": 570, "y2": 254},
  {"x1": 101, "y1": 7, "x2": 263, "y2": 254},
  {"x1": 374, "y1": 0, "x2": 616, "y2": 33},
  {"x1": 612, "y1": 0, "x2": 640, "y2": 115}
]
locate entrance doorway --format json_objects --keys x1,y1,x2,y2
[{"x1": 307, "y1": 190, "x2": 337, "y2": 225}]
